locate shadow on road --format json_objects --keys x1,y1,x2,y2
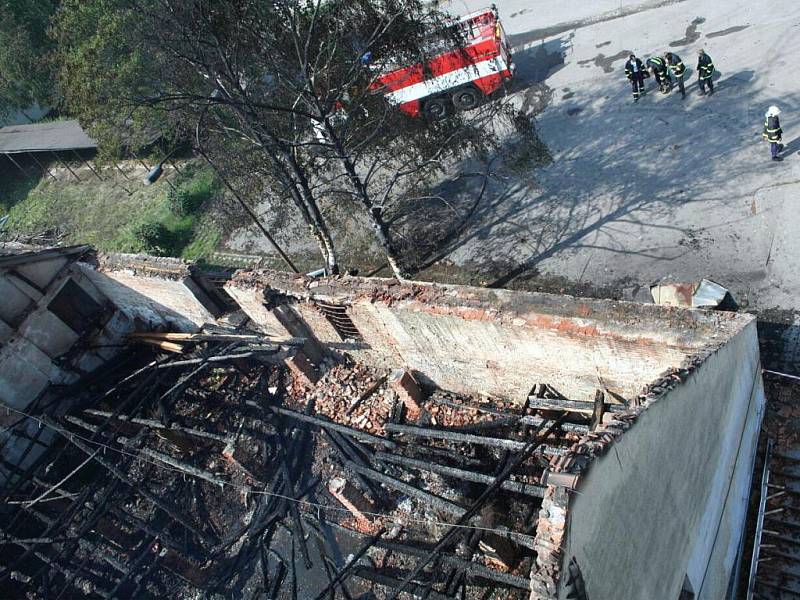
[{"x1": 387, "y1": 55, "x2": 800, "y2": 291}]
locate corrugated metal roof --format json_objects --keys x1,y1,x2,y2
[{"x1": 0, "y1": 120, "x2": 97, "y2": 154}]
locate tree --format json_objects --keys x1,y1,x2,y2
[
  {"x1": 0, "y1": 0, "x2": 58, "y2": 119},
  {"x1": 54, "y1": 0, "x2": 513, "y2": 278}
]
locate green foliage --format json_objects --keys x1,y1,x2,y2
[
  {"x1": 133, "y1": 220, "x2": 172, "y2": 254},
  {"x1": 168, "y1": 168, "x2": 218, "y2": 216},
  {"x1": 0, "y1": 161, "x2": 222, "y2": 260},
  {"x1": 0, "y1": 0, "x2": 58, "y2": 117},
  {"x1": 52, "y1": 0, "x2": 175, "y2": 156}
]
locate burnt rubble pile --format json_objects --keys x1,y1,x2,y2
[{"x1": 0, "y1": 329, "x2": 610, "y2": 599}]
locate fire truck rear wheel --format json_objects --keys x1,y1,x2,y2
[
  {"x1": 452, "y1": 87, "x2": 480, "y2": 111},
  {"x1": 423, "y1": 98, "x2": 449, "y2": 121}
]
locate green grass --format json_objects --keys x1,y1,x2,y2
[
  {"x1": 0, "y1": 174, "x2": 40, "y2": 215},
  {"x1": 0, "y1": 160, "x2": 223, "y2": 260}
]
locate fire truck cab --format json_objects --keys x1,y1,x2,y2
[{"x1": 374, "y1": 5, "x2": 514, "y2": 120}]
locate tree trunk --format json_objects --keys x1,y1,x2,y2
[
  {"x1": 323, "y1": 119, "x2": 408, "y2": 280},
  {"x1": 230, "y1": 103, "x2": 341, "y2": 275}
]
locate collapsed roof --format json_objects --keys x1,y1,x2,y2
[{"x1": 0, "y1": 248, "x2": 765, "y2": 599}]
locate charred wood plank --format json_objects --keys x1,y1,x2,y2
[
  {"x1": 383, "y1": 423, "x2": 526, "y2": 452},
  {"x1": 527, "y1": 397, "x2": 626, "y2": 414},
  {"x1": 373, "y1": 452, "x2": 545, "y2": 498},
  {"x1": 353, "y1": 568, "x2": 452, "y2": 600},
  {"x1": 385, "y1": 417, "x2": 564, "y2": 600},
  {"x1": 271, "y1": 406, "x2": 396, "y2": 449},
  {"x1": 44, "y1": 418, "x2": 217, "y2": 548},
  {"x1": 344, "y1": 461, "x2": 466, "y2": 518}
]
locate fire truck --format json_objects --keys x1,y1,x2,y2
[{"x1": 373, "y1": 5, "x2": 514, "y2": 120}]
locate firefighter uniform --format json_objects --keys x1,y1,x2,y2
[
  {"x1": 665, "y1": 52, "x2": 686, "y2": 98},
  {"x1": 646, "y1": 56, "x2": 671, "y2": 93},
  {"x1": 624, "y1": 55, "x2": 648, "y2": 102},
  {"x1": 697, "y1": 49, "x2": 715, "y2": 95},
  {"x1": 763, "y1": 106, "x2": 784, "y2": 161}
]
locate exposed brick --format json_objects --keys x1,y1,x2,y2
[
  {"x1": 284, "y1": 350, "x2": 319, "y2": 386},
  {"x1": 388, "y1": 369, "x2": 423, "y2": 420},
  {"x1": 327, "y1": 477, "x2": 375, "y2": 533}
]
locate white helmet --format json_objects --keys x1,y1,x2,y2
[{"x1": 767, "y1": 105, "x2": 781, "y2": 117}]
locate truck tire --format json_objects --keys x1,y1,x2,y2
[
  {"x1": 452, "y1": 87, "x2": 480, "y2": 111},
  {"x1": 423, "y1": 98, "x2": 449, "y2": 120}
]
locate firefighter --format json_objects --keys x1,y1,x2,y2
[
  {"x1": 762, "y1": 105, "x2": 784, "y2": 161},
  {"x1": 646, "y1": 55, "x2": 671, "y2": 93},
  {"x1": 664, "y1": 52, "x2": 686, "y2": 98},
  {"x1": 624, "y1": 54, "x2": 648, "y2": 102},
  {"x1": 696, "y1": 49, "x2": 715, "y2": 95}
]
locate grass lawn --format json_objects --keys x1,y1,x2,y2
[{"x1": 0, "y1": 159, "x2": 222, "y2": 260}]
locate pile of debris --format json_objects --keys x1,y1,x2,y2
[{"x1": 0, "y1": 327, "x2": 615, "y2": 599}]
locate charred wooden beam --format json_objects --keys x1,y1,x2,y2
[
  {"x1": 354, "y1": 568, "x2": 452, "y2": 600},
  {"x1": 385, "y1": 417, "x2": 564, "y2": 600},
  {"x1": 324, "y1": 429, "x2": 381, "y2": 504},
  {"x1": 275, "y1": 433, "x2": 313, "y2": 570},
  {"x1": 519, "y1": 415, "x2": 589, "y2": 434},
  {"x1": 591, "y1": 390, "x2": 605, "y2": 430},
  {"x1": 527, "y1": 397, "x2": 626, "y2": 414},
  {"x1": 432, "y1": 395, "x2": 520, "y2": 419},
  {"x1": 383, "y1": 423, "x2": 526, "y2": 452},
  {"x1": 344, "y1": 461, "x2": 466, "y2": 518},
  {"x1": 108, "y1": 506, "x2": 188, "y2": 554},
  {"x1": 311, "y1": 528, "x2": 386, "y2": 600},
  {"x1": 153, "y1": 350, "x2": 291, "y2": 368},
  {"x1": 271, "y1": 406, "x2": 396, "y2": 449},
  {"x1": 375, "y1": 538, "x2": 530, "y2": 590},
  {"x1": 121, "y1": 439, "x2": 237, "y2": 489},
  {"x1": 320, "y1": 521, "x2": 530, "y2": 591},
  {"x1": 347, "y1": 376, "x2": 387, "y2": 415},
  {"x1": 402, "y1": 444, "x2": 485, "y2": 469},
  {"x1": 44, "y1": 418, "x2": 217, "y2": 548},
  {"x1": 373, "y1": 452, "x2": 545, "y2": 497},
  {"x1": 83, "y1": 409, "x2": 232, "y2": 444}
]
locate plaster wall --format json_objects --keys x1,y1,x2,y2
[
  {"x1": 345, "y1": 299, "x2": 692, "y2": 402},
  {"x1": 557, "y1": 319, "x2": 764, "y2": 600},
  {"x1": 227, "y1": 271, "x2": 749, "y2": 403},
  {"x1": 223, "y1": 284, "x2": 290, "y2": 337},
  {"x1": 80, "y1": 267, "x2": 208, "y2": 331}
]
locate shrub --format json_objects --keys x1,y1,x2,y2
[
  {"x1": 134, "y1": 221, "x2": 173, "y2": 255},
  {"x1": 169, "y1": 169, "x2": 217, "y2": 215}
]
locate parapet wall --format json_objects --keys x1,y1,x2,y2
[{"x1": 227, "y1": 270, "x2": 750, "y2": 403}]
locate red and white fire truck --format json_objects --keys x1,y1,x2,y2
[{"x1": 373, "y1": 5, "x2": 514, "y2": 119}]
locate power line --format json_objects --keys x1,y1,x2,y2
[{"x1": 763, "y1": 369, "x2": 800, "y2": 382}]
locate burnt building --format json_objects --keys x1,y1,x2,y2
[{"x1": 0, "y1": 245, "x2": 765, "y2": 600}]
